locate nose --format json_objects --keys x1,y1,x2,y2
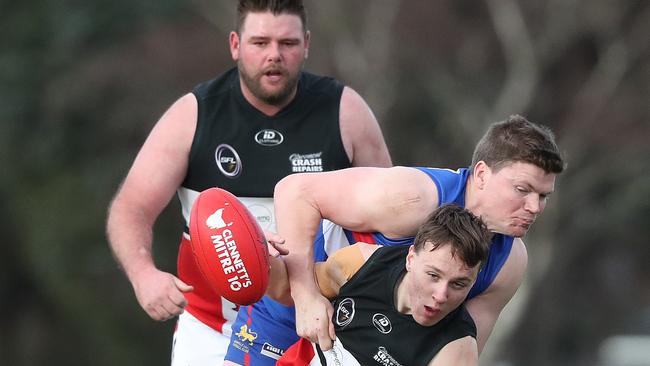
[
  {"x1": 267, "y1": 42, "x2": 281, "y2": 63},
  {"x1": 524, "y1": 194, "x2": 541, "y2": 214},
  {"x1": 432, "y1": 284, "x2": 448, "y2": 304}
]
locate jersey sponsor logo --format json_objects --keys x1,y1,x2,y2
[
  {"x1": 335, "y1": 298, "x2": 355, "y2": 327},
  {"x1": 373, "y1": 346, "x2": 403, "y2": 366},
  {"x1": 372, "y1": 313, "x2": 392, "y2": 334},
  {"x1": 290, "y1": 152, "x2": 323, "y2": 172},
  {"x1": 260, "y1": 342, "x2": 284, "y2": 360},
  {"x1": 215, "y1": 144, "x2": 242, "y2": 178},
  {"x1": 235, "y1": 324, "x2": 258, "y2": 346},
  {"x1": 254, "y1": 129, "x2": 284, "y2": 146},
  {"x1": 233, "y1": 324, "x2": 257, "y2": 353}
]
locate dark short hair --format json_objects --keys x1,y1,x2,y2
[
  {"x1": 236, "y1": 0, "x2": 308, "y2": 33},
  {"x1": 413, "y1": 204, "x2": 490, "y2": 268},
  {"x1": 471, "y1": 115, "x2": 565, "y2": 174}
]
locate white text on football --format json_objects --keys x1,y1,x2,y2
[{"x1": 211, "y1": 230, "x2": 251, "y2": 291}]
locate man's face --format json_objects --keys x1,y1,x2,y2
[
  {"x1": 473, "y1": 161, "x2": 556, "y2": 238},
  {"x1": 230, "y1": 12, "x2": 310, "y2": 107},
  {"x1": 403, "y1": 243, "x2": 479, "y2": 327}
]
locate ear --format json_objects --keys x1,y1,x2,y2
[
  {"x1": 229, "y1": 31, "x2": 240, "y2": 61},
  {"x1": 472, "y1": 161, "x2": 490, "y2": 190},
  {"x1": 405, "y1": 245, "x2": 416, "y2": 272},
  {"x1": 304, "y1": 30, "x2": 311, "y2": 59}
]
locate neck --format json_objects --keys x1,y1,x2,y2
[
  {"x1": 394, "y1": 272, "x2": 410, "y2": 314},
  {"x1": 464, "y1": 174, "x2": 480, "y2": 215},
  {"x1": 465, "y1": 175, "x2": 496, "y2": 237}
]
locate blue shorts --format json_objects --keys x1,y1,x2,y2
[{"x1": 225, "y1": 296, "x2": 299, "y2": 365}]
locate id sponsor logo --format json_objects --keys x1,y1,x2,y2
[
  {"x1": 255, "y1": 129, "x2": 284, "y2": 146},
  {"x1": 372, "y1": 313, "x2": 392, "y2": 334}
]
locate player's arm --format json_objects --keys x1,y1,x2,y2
[
  {"x1": 274, "y1": 166, "x2": 438, "y2": 349},
  {"x1": 428, "y1": 336, "x2": 478, "y2": 366},
  {"x1": 106, "y1": 93, "x2": 197, "y2": 321},
  {"x1": 465, "y1": 238, "x2": 528, "y2": 353},
  {"x1": 339, "y1": 86, "x2": 392, "y2": 168}
]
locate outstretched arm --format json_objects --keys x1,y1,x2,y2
[
  {"x1": 106, "y1": 93, "x2": 197, "y2": 321},
  {"x1": 274, "y1": 166, "x2": 438, "y2": 349}
]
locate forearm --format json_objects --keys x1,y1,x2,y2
[
  {"x1": 106, "y1": 196, "x2": 157, "y2": 282},
  {"x1": 273, "y1": 175, "x2": 323, "y2": 301}
]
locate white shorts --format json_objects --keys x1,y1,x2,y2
[{"x1": 171, "y1": 311, "x2": 231, "y2": 365}]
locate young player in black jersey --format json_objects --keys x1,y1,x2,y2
[{"x1": 256, "y1": 204, "x2": 491, "y2": 366}]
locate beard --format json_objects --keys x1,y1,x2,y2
[{"x1": 238, "y1": 60, "x2": 303, "y2": 106}]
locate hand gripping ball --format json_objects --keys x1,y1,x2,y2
[{"x1": 189, "y1": 187, "x2": 270, "y2": 305}]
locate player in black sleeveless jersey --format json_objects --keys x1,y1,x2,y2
[
  {"x1": 253, "y1": 205, "x2": 490, "y2": 365},
  {"x1": 106, "y1": 1, "x2": 391, "y2": 364}
]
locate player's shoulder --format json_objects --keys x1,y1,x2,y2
[
  {"x1": 300, "y1": 70, "x2": 344, "y2": 95},
  {"x1": 192, "y1": 67, "x2": 238, "y2": 100}
]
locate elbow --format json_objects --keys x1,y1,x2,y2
[{"x1": 274, "y1": 173, "x2": 311, "y2": 201}]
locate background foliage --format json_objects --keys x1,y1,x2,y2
[{"x1": 2, "y1": 1, "x2": 648, "y2": 365}]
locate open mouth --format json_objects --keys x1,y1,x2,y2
[
  {"x1": 424, "y1": 305, "x2": 440, "y2": 317},
  {"x1": 263, "y1": 69, "x2": 284, "y2": 81}
]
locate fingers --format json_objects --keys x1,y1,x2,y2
[
  {"x1": 273, "y1": 242, "x2": 290, "y2": 256},
  {"x1": 173, "y1": 276, "x2": 194, "y2": 293},
  {"x1": 294, "y1": 298, "x2": 335, "y2": 351},
  {"x1": 327, "y1": 306, "x2": 336, "y2": 342},
  {"x1": 316, "y1": 318, "x2": 334, "y2": 351},
  {"x1": 161, "y1": 300, "x2": 184, "y2": 319},
  {"x1": 146, "y1": 302, "x2": 179, "y2": 321},
  {"x1": 267, "y1": 242, "x2": 289, "y2": 257},
  {"x1": 137, "y1": 273, "x2": 191, "y2": 322},
  {"x1": 264, "y1": 230, "x2": 285, "y2": 244},
  {"x1": 168, "y1": 290, "x2": 188, "y2": 308},
  {"x1": 265, "y1": 230, "x2": 289, "y2": 257}
]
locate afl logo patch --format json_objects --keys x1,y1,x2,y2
[
  {"x1": 215, "y1": 144, "x2": 242, "y2": 178},
  {"x1": 254, "y1": 129, "x2": 284, "y2": 146},
  {"x1": 372, "y1": 313, "x2": 392, "y2": 334},
  {"x1": 335, "y1": 298, "x2": 355, "y2": 327}
]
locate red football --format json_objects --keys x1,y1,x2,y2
[{"x1": 189, "y1": 187, "x2": 270, "y2": 305}]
